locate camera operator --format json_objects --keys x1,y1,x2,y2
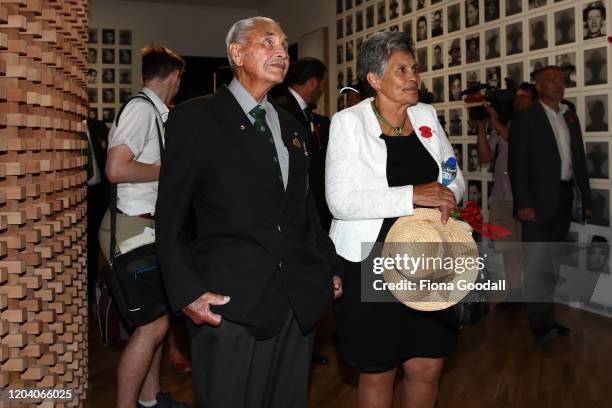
[{"x1": 475, "y1": 83, "x2": 538, "y2": 308}]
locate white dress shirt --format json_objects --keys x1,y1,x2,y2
[
  {"x1": 108, "y1": 87, "x2": 168, "y2": 216},
  {"x1": 540, "y1": 101, "x2": 573, "y2": 181},
  {"x1": 326, "y1": 98, "x2": 465, "y2": 262}
]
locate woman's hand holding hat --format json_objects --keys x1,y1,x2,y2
[{"x1": 413, "y1": 181, "x2": 457, "y2": 224}]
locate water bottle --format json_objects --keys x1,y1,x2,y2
[{"x1": 441, "y1": 157, "x2": 457, "y2": 186}]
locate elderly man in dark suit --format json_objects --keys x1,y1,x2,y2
[
  {"x1": 509, "y1": 66, "x2": 591, "y2": 342},
  {"x1": 156, "y1": 17, "x2": 343, "y2": 408}
]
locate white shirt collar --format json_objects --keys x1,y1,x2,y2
[
  {"x1": 540, "y1": 100, "x2": 568, "y2": 116},
  {"x1": 141, "y1": 87, "x2": 170, "y2": 121},
  {"x1": 289, "y1": 87, "x2": 309, "y2": 111}
]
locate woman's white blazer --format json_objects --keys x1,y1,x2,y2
[{"x1": 325, "y1": 98, "x2": 465, "y2": 262}]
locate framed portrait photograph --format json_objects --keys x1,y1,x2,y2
[
  {"x1": 366, "y1": 6, "x2": 375, "y2": 29},
  {"x1": 119, "y1": 69, "x2": 132, "y2": 84},
  {"x1": 403, "y1": 0, "x2": 412, "y2": 15},
  {"x1": 120, "y1": 88, "x2": 132, "y2": 104},
  {"x1": 586, "y1": 234, "x2": 610, "y2": 274},
  {"x1": 88, "y1": 28, "x2": 98, "y2": 44},
  {"x1": 505, "y1": 0, "x2": 521, "y2": 16},
  {"x1": 431, "y1": 9, "x2": 443, "y2": 37},
  {"x1": 345, "y1": 0, "x2": 353, "y2": 10},
  {"x1": 507, "y1": 61, "x2": 524, "y2": 85},
  {"x1": 377, "y1": 0, "x2": 387, "y2": 24},
  {"x1": 529, "y1": 15, "x2": 548, "y2": 51},
  {"x1": 465, "y1": 0, "x2": 479, "y2": 28},
  {"x1": 466, "y1": 69, "x2": 480, "y2": 88},
  {"x1": 337, "y1": 71, "x2": 345, "y2": 90},
  {"x1": 88, "y1": 108, "x2": 98, "y2": 120},
  {"x1": 432, "y1": 43, "x2": 444, "y2": 70},
  {"x1": 467, "y1": 145, "x2": 480, "y2": 172},
  {"x1": 468, "y1": 180, "x2": 483, "y2": 206},
  {"x1": 485, "y1": 28, "x2": 500, "y2": 60},
  {"x1": 486, "y1": 66, "x2": 502, "y2": 88},
  {"x1": 88, "y1": 48, "x2": 98, "y2": 64},
  {"x1": 102, "y1": 48, "x2": 115, "y2": 64},
  {"x1": 447, "y1": 3, "x2": 460, "y2": 33},
  {"x1": 356, "y1": 10, "x2": 364, "y2": 32},
  {"x1": 449, "y1": 109, "x2": 463, "y2": 136},
  {"x1": 437, "y1": 110, "x2": 446, "y2": 132},
  {"x1": 466, "y1": 34, "x2": 480, "y2": 64},
  {"x1": 506, "y1": 21, "x2": 523, "y2": 55},
  {"x1": 337, "y1": 19, "x2": 344, "y2": 39},
  {"x1": 586, "y1": 141, "x2": 609, "y2": 179},
  {"x1": 102, "y1": 68, "x2": 115, "y2": 84},
  {"x1": 337, "y1": 44, "x2": 344, "y2": 64},
  {"x1": 484, "y1": 0, "x2": 500, "y2": 22},
  {"x1": 583, "y1": 2, "x2": 606, "y2": 39},
  {"x1": 448, "y1": 38, "x2": 462, "y2": 67},
  {"x1": 87, "y1": 68, "x2": 98, "y2": 84},
  {"x1": 416, "y1": 0, "x2": 426, "y2": 10},
  {"x1": 416, "y1": 15, "x2": 428, "y2": 41},
  {"x1": 346, "y1": 39, "x2": 354, "y2": 62},
  {"x1": 528, "y1": 0, "x2": 546, "y2": 10},
  {"x1": 119, "y1": 30, "x2": 132, "y2": 46},
  {"x1": 585, "y1": 95, "x2": 609, "y2": 132},
  {"x1": 119, "y1": 49, "x2": 132, "y2": 65},
  {"x1": 417, "y1": 46, "x2": 428, "y2": 73},
  {"x1": 452, "y1": 143, "x2": 464, "y2": 170},
  {"x1": 102, "y1": 107, "x2": 116, "y2": 123},
  {"x1": 554, "y1": 8, "x2": 575, "y2": 45},
  {"x1": 403, "y1": 20, "x2": 413, "y2": 40},
  {"x1": 346, "y1": 14, "x2": 353, "y2": 36},
  {"x1": 102, "y1": 88, "x2": 115, "y2": 104},
  {"x1": 337, "y1": 0, "x2": 343, "y2": 14},
  {"x1": 86, "y1": 87, "x2": 98, "y2": 103},
  {"x1": 449, "y1": 73, "x2": 462, "y2": 102},
  {"x1": 432, "y1": 76, "x2": 445, "y2": 103},
  {"x1": 584, "y1": 47, "x2": 607, "y2": 86},
  {"x1": 589, "y1": 189, "x2": 610, "y2": 227},
  {"x1": 102, "y1": 29, "x2": 115, "y2": 45},
  {"x1": 346, "y1": 66, "x2": 354, "y2": 84},
  {"x1": 356, "y1": 37, "x2": 364, "y2": 55},
  {"x1": 556, "y1": 52, "x2": 577, "y2": 88},
  {"x1": 390, "y1": 0, "x2": 400, "y2": 19}
]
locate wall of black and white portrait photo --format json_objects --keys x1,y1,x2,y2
[{"x1": 87, "y1": 28, "x2": 134, "y2": 123}]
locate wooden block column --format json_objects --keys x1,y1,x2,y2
[{"x1": 0, "y1": 0, "x2": 89, "y2": 406}]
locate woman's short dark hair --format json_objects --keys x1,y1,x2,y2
[
  {"x1": 141, "y1": 45, "x2": 185, "y2": 82},
  {"x1": 357, "y1": 32, "x2": 415, "y2": 95}
]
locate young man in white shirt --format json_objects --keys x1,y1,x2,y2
[{"x1": 99, "y1": 45, "x2": 188, "y2": 408}]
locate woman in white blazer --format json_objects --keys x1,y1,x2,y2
[{"x1": 326, "y1": 32, "x2": 465, "y2": 407}]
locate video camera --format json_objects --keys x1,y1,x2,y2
[{"x1": 462, "y1": 78, "x2": 516, "y2": 126}]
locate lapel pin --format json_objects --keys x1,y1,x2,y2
[
  {"x1": 239, "y1": 125, "x2": 246, "y2": 130},
  {"x1": 292, "y1": 137, "x2": 301, "y2": 148}
]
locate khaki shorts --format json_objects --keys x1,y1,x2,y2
[
  {"x1": 98, "y1": 209, "x2": 155, "y2": 260},
  {"x1": 489, "y1": 199, "x2": 521, "y2": 251}
]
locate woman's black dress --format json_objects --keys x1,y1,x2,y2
[{"x1": 334, "y1": 132, "x2": 457, "y2": 373}]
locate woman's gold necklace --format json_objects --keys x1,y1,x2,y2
[{"x1": 371, "y1": 101, "x2": 408, "y2": 137}]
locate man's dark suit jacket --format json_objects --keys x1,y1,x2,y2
[
  {"x1": 156, "y1": 86, "x2": 342, "y2": 340},
  {"x1": 508, "y1": 102, "x2": 592, "y2": 221},
  {"x1": 274, "y1": 88, "x2": 332, "y2": 230}
]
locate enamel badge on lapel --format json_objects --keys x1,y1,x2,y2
[
  {"x1": 292, "y1": 136, "x2": 301, "y2": 148},
  {"x1": 239, "y1": 125, "x2": 246, "y2": 130}
]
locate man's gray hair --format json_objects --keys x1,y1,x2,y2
[
  {"x1": 226, "y1": 16, "x2": 277, "y2": 71},
  {"x1": 357, "y1": 31, "x2": 414, "y2": 95}
]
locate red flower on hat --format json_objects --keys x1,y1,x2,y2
[{"x1": 419, "y1": 126, "x2": 433, "y2": 138}]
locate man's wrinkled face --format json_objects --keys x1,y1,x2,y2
[{"x1": 232, "y1": 22, "x2": 289, "y2": 85}]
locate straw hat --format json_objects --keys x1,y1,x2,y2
[{"x1": 382, "y1": 208, "x2": 480, "y2": 311}]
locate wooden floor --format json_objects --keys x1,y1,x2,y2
[{"x1": 84, "y1": 304, "x2": 612, "y2": 407}]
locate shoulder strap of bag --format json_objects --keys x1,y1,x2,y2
[{"x1": 109, "y1": 93, "x2": 165, "y2": 263}]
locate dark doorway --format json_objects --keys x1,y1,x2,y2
[{"x1": 174, "y1": 56, "x2": 229, "y2": 104}]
